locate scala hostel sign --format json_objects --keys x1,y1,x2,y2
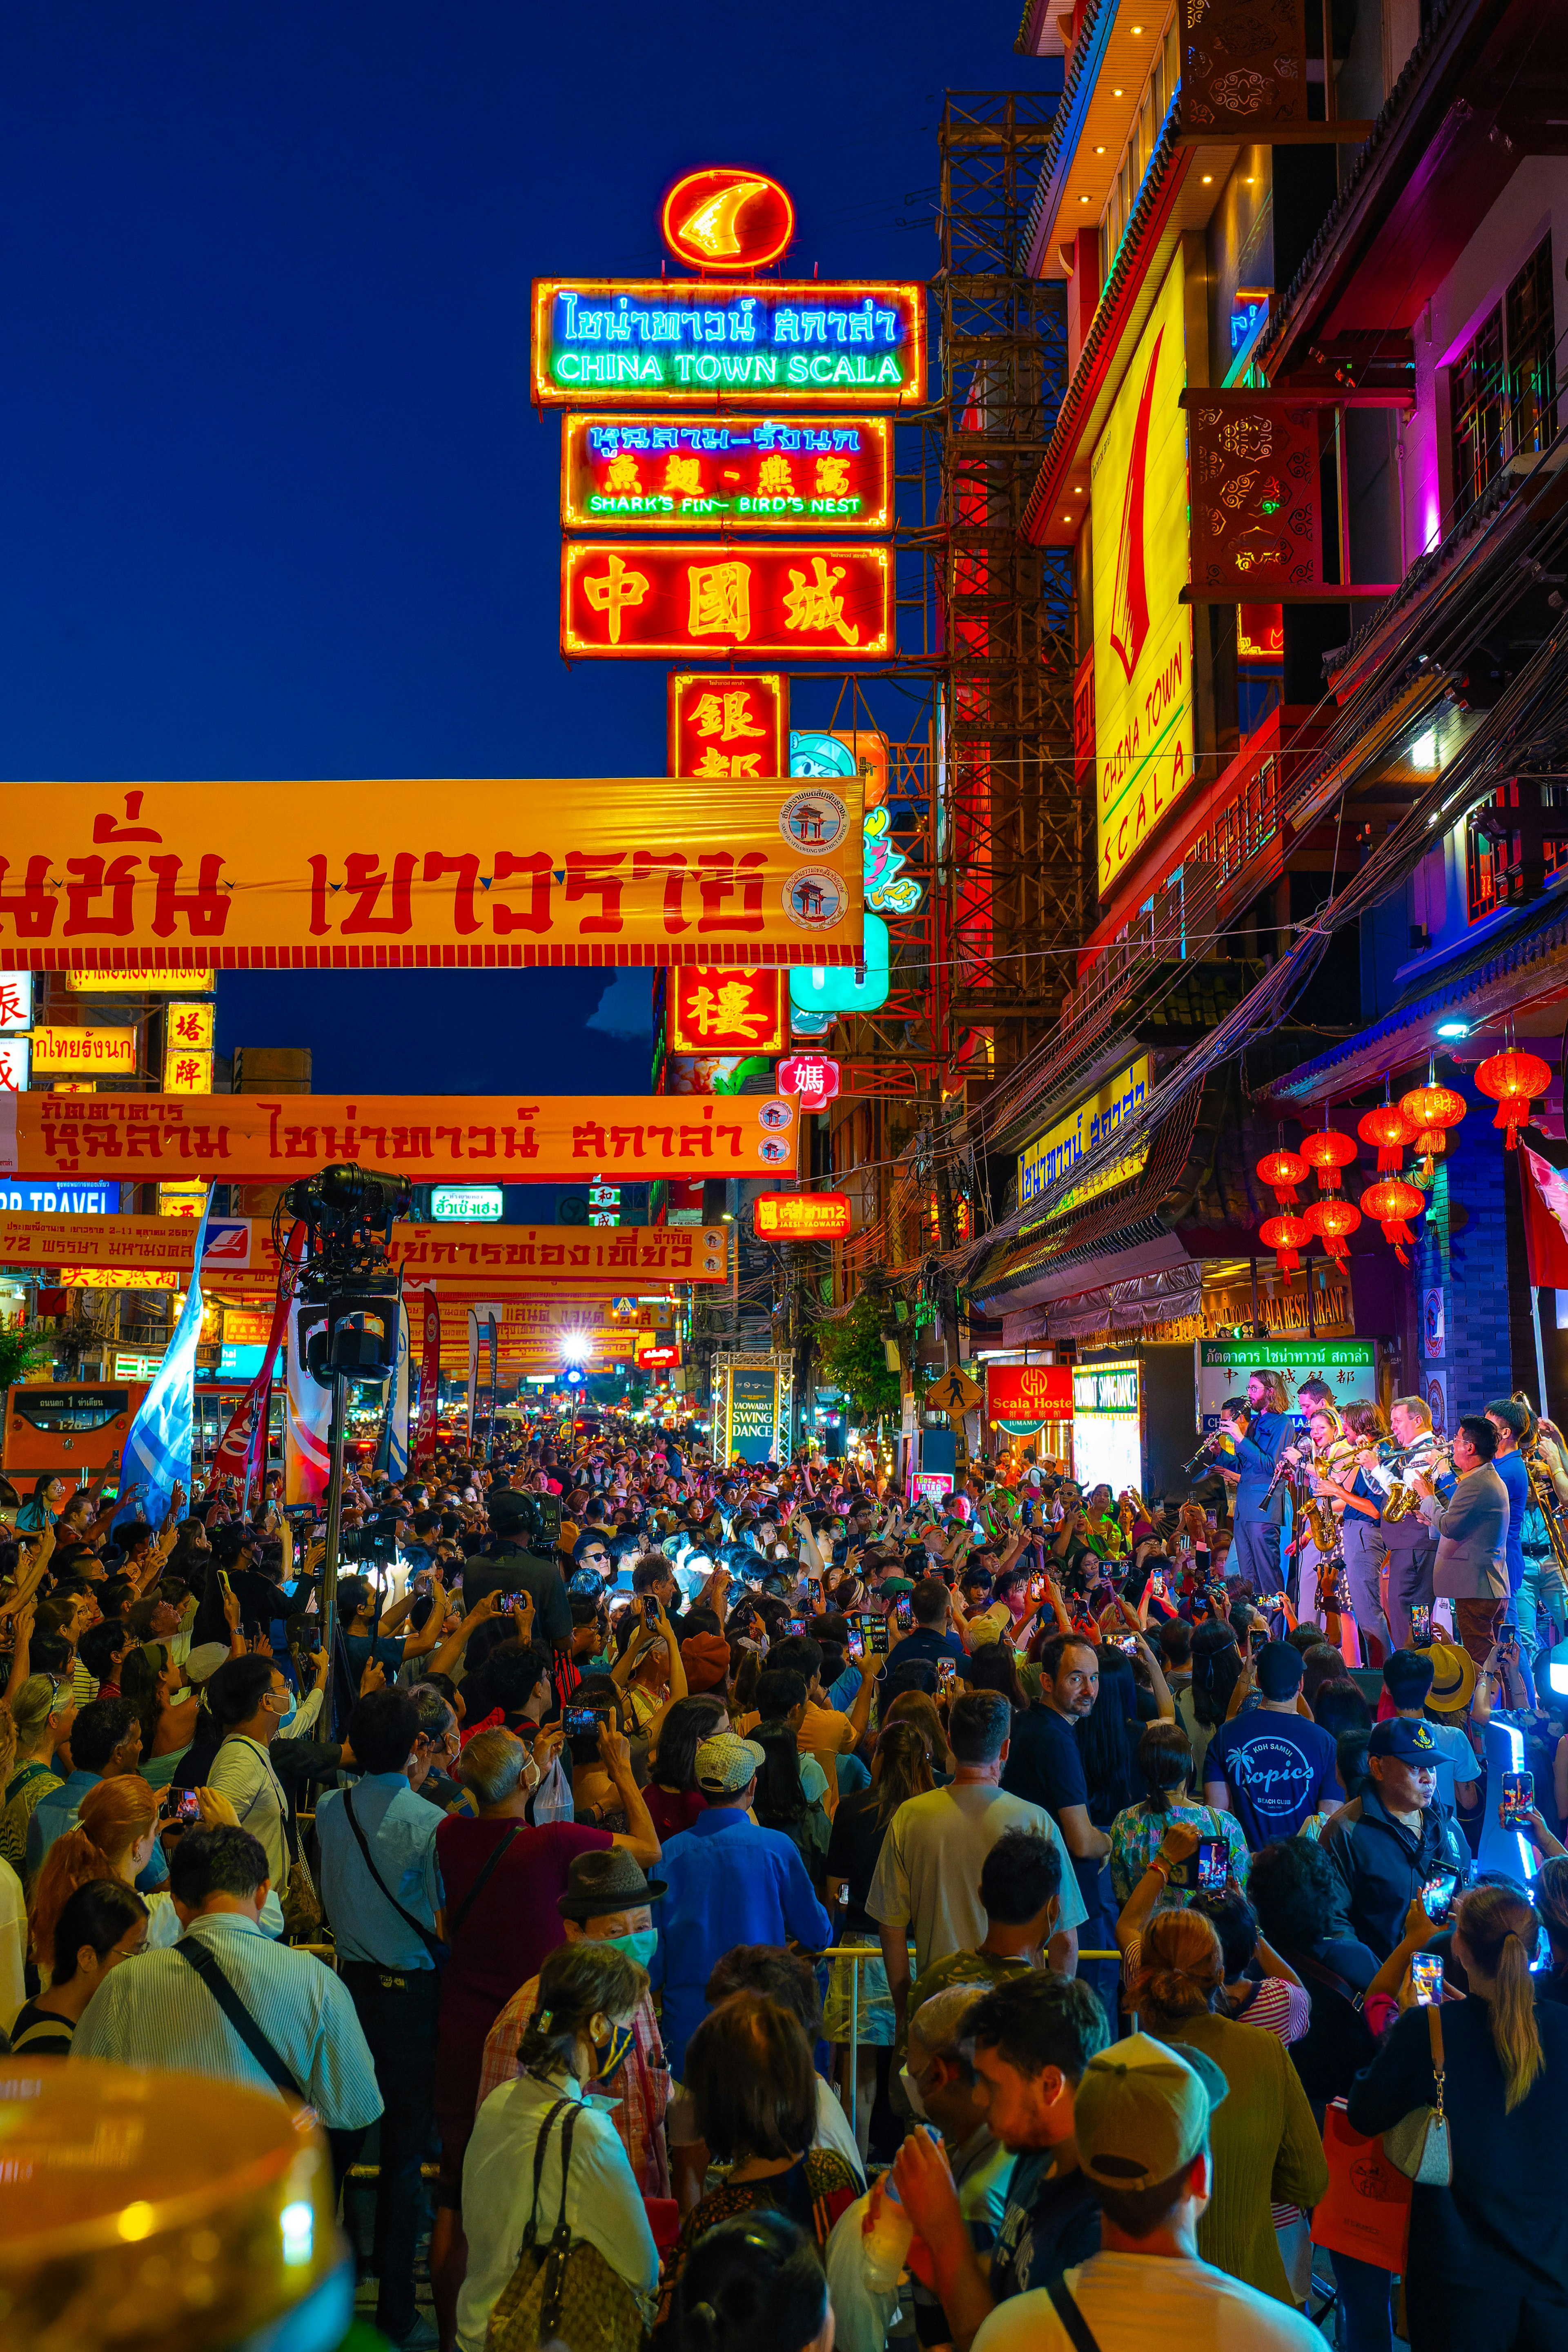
[{"x1": 1091, "y1": 252, "x2": 1196, "y2": 897}]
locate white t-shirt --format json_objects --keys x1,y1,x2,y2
[
  {"x1": 973, "y1": 2251, "x2": 1325, "y2": 2352},
  {"x1": 865, "y1": 1783, "x2": 1087, "y2": 1980}
]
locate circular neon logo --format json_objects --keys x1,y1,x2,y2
[{"x1": 662, "y1": 168, "x2": 795, "y2": 274}]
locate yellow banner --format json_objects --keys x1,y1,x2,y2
[
  {"x1": 1092, "y1": 250, "x2": 1195, "y2": 898},
  {"x1": 387, "y1": 1223, "x2": 728, "y2": 1285},
  {"x1": 67, "y1": 967, "x2": 214, "y2": 992},
  {"x1": 31, "y1": 1027, "x2": 138, "y2": 1074},
  {"x1": 0, "y1": 777, "x2": 862, "y2": 969}
]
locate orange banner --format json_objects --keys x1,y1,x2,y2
[
  {"x1": 0, "y1": 1095, "x2": 800, "y2": 1185},
  {"x1": 0, "y1": 777, "x2": 862, "y2": 971},
  {"x1": 386, "y1": 1225, "x2": 730, "y2": 1286}
]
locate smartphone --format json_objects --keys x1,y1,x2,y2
[
  {"x1": 847, "y1": 1632, "x2": 864, "y2": 1660},
  {"x1": 893, "y1": 1599, "x2": 913, "y2": 1631},
  {"x1": 1206, "y1": 1580, "x2": 1229, "y2": 1607},
  {"x1": 642, "y1": 1595, "x2": 661, "y2": 1625},
  {"x1": 1410, "y1": 1952, "x2": 1444, "y2": 2006},
  {"x1": 562, "y1": 1706, "x2": 600, "y2": 1737},
  {"x1": 1115, "y1": 1633, "x2": 1140, "y2": 1655},
  {"x1": 866, "y1": 1617, "x2": 891, "y2": 1656},
  {"x1": 217, "y1": 1569, "x2": 234, "y2": 1596},
  {"x1": 1029, "y1": 1576, "x2": 1045, "y2": 1599},
  {"x1": 496, "y1": 1592, "x2": 527, "y2": 1612},
  {"x1": 1196, "y1": 1837, "x2": 1227, "y2": 1894},
  {"x1": 1420, "y1": 1871, "x2": 1459, "y2": 1923},
  {"x1": 1410, "y1": 1604, "x2": 1432, "y2": 1644},
  {"x1": 1148, "y1": 1572, "x2": 1165, "y2": 1598},
  {"x1": 169, "y1": 1789, "x2": 202, "y2": 1824},
  {"x1": 937, "y1": 1658, "x2": 957, "y2": 1691},
  {"x1": 1501, "y1": 1769, "x2": 1535, "y2": 1827}
]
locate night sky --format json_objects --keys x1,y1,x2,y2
[{"x1": 3, "y1": 4, "x2": 1057, "y2": 1095}]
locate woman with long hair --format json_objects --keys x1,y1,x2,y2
[
  {"x1": 1177, "y1": 1619, "x2": 1242, "y2": 1783},
  {"x1": 1129, "y1": 1905, "x2": 1327, "y2": 2303},
  {"x1": 120, "y1": 1643, "x2": 200, "y2": 1783},
  {"x1": 1350, "y1": 1883, "x2": 1568, "y2": 2352},
  {"x1": 824, "y1": 1719, "x2": 935, "y2": 2161},
  {"x1": 1, "y1": 1672, "x2": 74, "y2": 1870},
  {"x1": 1107, "y1": 1719, "x2": 1250, "y2": 1905},
  {"x1": 879, "y1": 1688, "x2": 953, "y2": 1780},
  {"x1": 646, "y1": 1693, "x2": 730, "y2": 1840}
]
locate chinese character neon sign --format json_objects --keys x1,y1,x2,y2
[
  {"x1": 777, "y1": 1054, "x2": 840, "y2": 1109},
  {"x1": 563, "y1": 542, "x2": 893, "y2": 659},
  {"x1": 564, "y1": 415, "x2": 891, "y2": 532},
  {"x1": 668, "y1": 968, "x2": 785, "y2": 1055},
  {"x1": 661, "y1": 168, "x2": 795, "y2": 274},
  {"x1": 532, "y1": 280, "x2": 927, "y2": 405},
  {"x1": 669, "y1": 673, "x2": 788, "y2": 780}
]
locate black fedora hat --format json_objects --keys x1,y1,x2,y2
[{"x1": 557, "y1": 1846, "x2": 667, "y2": 1920}]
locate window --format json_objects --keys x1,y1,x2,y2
[
  {"x1": 1466, "y1": 780, "x2": 1568, "y2": 925},
  {"x1": 1096, "y1": 8, "x2": 1180, "y2": 286},
  {"x1": 1450, "y1": 238, "x2": 1557, "y2": 514}
]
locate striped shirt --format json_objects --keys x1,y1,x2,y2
[
  {"x1": 207, "y1": 1734, "x2": 292, "y2": 1893},
  {"x1": 71, "y1": 1911, "x2": 382, "y2": 2129}
]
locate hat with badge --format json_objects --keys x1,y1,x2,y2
[{"x1": 1367, "y1": 1715, "x2": 1440, "y2": 1763}]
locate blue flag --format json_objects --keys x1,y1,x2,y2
[{"x1": 112, "y1": 1193, "x2": 212, "y2": 1535}]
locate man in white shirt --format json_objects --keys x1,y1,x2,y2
[{"x1": 972, "y1": 2034, "x2": 1322, "y2": 2352}]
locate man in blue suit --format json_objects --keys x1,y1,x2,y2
[{"x1": 1220, "y1": 1371, "x2": 1292, "y2": 1597}]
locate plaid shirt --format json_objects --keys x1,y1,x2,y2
[{"x1": 477, "y1": 1979, "x2": 670, "y2": 2198}]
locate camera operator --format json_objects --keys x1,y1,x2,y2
[{"x1": 462, "y1": 1488, "x2": 571, "y2": 1650}]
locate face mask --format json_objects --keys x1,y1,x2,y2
[
  {"x1": 595, "y1": 2022, "x2": 637, "y2": 2082},
  {"x1": 601, "y1": 1927, "x2": 658, "y2": 1970},
  {"x1": 898, "y1": 2064, "x2": 929, "y2": 2121},
  {"x1": 268, "y1": 1695, "x2": 297, "y2": 1733}
]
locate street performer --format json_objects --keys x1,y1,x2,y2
[
  {"x1": 1356, "y1": 1395, "x2": 1444, "y2": 1648},
  {"x1": 1217, "y1": 1369, "x2": 1292, "y2": 1597}
]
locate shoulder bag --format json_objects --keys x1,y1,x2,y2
[
  {"x1": 1382, "y1": 2002, "x2": 1452, "y2": 2184},
  {"x1": 340, "y1": 1788, "x2": 448, "y2": 1965},
  {"x1": 486, "y1": 2094, "x2": 648, "y2": 2352},
  {"x1": 450, "y1": 1823, "x2": 524, "y2": 1944},
  {"x1": 1046, "y1": 2276, "x2": 1103, "y2": 2352},
  {"x1": 175, "y1": 1937, "x2": 307, "y2": 2105}
]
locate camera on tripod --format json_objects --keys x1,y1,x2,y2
[{"x1": 279, "y1": 1164, "x2": 414, "y2": 1388}]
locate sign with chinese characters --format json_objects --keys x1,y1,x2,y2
[
  {"x1": 0, "y1": 1038, "x2": 31, "y2": 1091},
  {"x1": 777, "y1": 1054, "x2": 840, "y2": 1110},
  {"x1": 431, "y1": 1185, "x2": 504, "y2": 1221},
  {"x1": 986, "y1": 1363, "x2": 1074, "y2": 1418},
  {"x1": 221, "y1": 1305, "x2": 278, "y2": 1348},
  {"x1": 662, "y1": 167, "x2": 795, "y2": 273},
  {"x1": 1019, "y1": 1055, "x2": 1152, "y2": 1216},
  {"x1": 31, "y1": 1027, "x2": 138, "y2": 1075},
  {"x1": 564, "y1": 415, "x2": 891, "y2": 532},
  {"x1": 754, "y1": 1191, "x2": 851, "y2": 1240},
  {"x1": 1091, "y1": 252, "x2": 1195, "y2": 895},
  {"x1": 1195, "y1": 1338, "x2": 1376, "y2": 1433},
  {"x1": 668, "y1": 968, "x2": 784, "y2": 1054},
  {"x1": 669, "y1": 673, "x2": 788, "y2": 781},
  {"x1": 0, "y1": 1093, "x2": 803, "y2": 1183},
  {"x1": 562, "y1": 541, "x2": 893, "y2": 659},
  {"x1": 0, "y1": 776, "x2": 864, "y2": 969},
  {"x1": 532, "y1": 280, "x2": 927, "y2": 405},
  {"x1": 1178, "y1": 0, "x2": 1307, "y2": 139},
  {"x1": 163, "y1": 1046, "x2": 214, "y2": 1094},
  {"x1": 1186, "y1": 394, "x2": 1323, "y2": 597},
  {"x1": 0, "y1": 976, "x2": 31, "y2": 1032}
]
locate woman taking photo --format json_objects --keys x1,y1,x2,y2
[
  {"x1": 1348, "y1": 1883, "x2": 1568, "y2": 2352},
  {"x1": 456, "y1": 1939, "x2": 659, "y2": 2352},
  {"x1": 668, "y1": 2212, "x2": 831, "y2": 2352},
  {"x1": 824, "y1": 1720, "x2": 934, "y2": 2161},
  {"x1": 1108, "y1": 1720, "x2": 1250, "y2": 1904},
  {"x1": 28, "y1": 1774, "x2": 263, "y2": 1953}
]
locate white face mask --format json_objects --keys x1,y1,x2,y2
[{"x1": 898, "y1": 2064, "x2": 928, "y2": 2121}]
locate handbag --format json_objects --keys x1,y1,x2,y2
[
  {"x1": 486, "y1": 2095, "x2": 648, "y2": 2352},
  {"x1": 1310, "y1": 2100, "x2": 1413, "y2": 2269},
  {"x1": 1382, "y1": 2002, "x2": 1452, "y2": 2185}
]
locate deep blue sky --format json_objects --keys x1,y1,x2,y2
[{"x1": 3, "y1": 4, "x2": 1056, "y2": 1094}]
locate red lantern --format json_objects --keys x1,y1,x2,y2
[
  {"x1": 1473, "y1": 1048, "x2": 1552, "y2": 1149},
  {"x1": 1301, "y1": 1126, "x2": 1358, "y2": 1192},
  {"x1": 1398, "y1": 1074, "x2": 1466, "y2": 1177},
  {"x1": 1256, "y1": 1148, "x2": 1309, "y2": 1206},
  {"x1": 1357, "y1": 1102, "x2": 1415, "y2": 1172},
  {"x1": 1361, "y1": 1176, "x2": 1425, "y2": 1264},
  {"x1": 1259, "y1": 1212, "x2": 1310, "y2": 1277},
  {"x1": 1303, "y1": 1197, "x2": 1361, "y2": 1264}
]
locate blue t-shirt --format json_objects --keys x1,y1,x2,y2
[
  {"x1": 1495, "y1": 1448, "x2": 1528, "y2": 1595},
  {"x1": 1203, "y1": 1708, "x2": 1338, "y2": 1846}
]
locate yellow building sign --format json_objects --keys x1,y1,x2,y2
[
  {"x1": 1019, "y1": 1054, "x2": 1152, "y2": 1219},
  {"x1": 31, "y1": 1027, "x2": 138, "y2": 1074},
  {"x1": 1091, "y1": 250, "x2": 1195, "y2": 898}
]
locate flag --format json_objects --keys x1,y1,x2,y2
[
  {"x1": 378, "y1": 1296, "x2": 412, "y2": 1478},
  {"x1": 285, "y1": 1298, "x2": 334, "y2": 1506},
  {"x1": 207, "y1": 1225, "x2": 303, "y2": 1503},
  {"x1": 112, "y1": 1192, "x2": 212, "y2": 1533},
  {"x1": 1520, "y1": 1144, "x2": 1568, "y2": 1287},
  {"x1": 412, "y1": 1289, "x2": 440, "y2": 1463}
]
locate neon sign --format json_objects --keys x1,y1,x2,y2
[
  {"x1": 532, "y1": 280, "x2": 927, "y2": 405},
  {"x1": 562, "y1": 542, "x2": 893, "y2": 659},
  {"x1": 662, "y1": 168, "x2": 795, "y2": 273},
  {"x1": 668, "y1": 968, "x2": 785, "y2": 1054},
  {"x1": 563, "y1": 414, "x2": 891, "y2": 532},
  {"x1": 754, "y1": 1192, "x2": 851, "y2": 1240},
  {"x1": 669, "y1": 673, "x2": 788, "y2": 780}
]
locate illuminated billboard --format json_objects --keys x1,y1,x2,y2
[
  {"x1": 1091, "y1": 252, "x2": 1194, "y2": 897},
  {"x1": 667, "y1": 968, "x2": 785, "y2": 1055},
  {"x1": 532, "y1": 280, "x2": 926, "y2": 405},
  {"x1": 1019, "y1": 1055, "x2": 1152, "y2": 1217},
  {"x1": 754, "y1": 1192, "x2": 851, "y2": 1240},
  {"x1": 564, "y1": 415, "x2": 891, "y2": 532},
  {"x1": 562, "y1": 542, "x2": 893, "y2": 659},
  {"x1": 668, "y1": 673, "x2": 788, "y2": 781},
  {"x1": 661, "y1": 168, "x2": 795, "y2": 273}
]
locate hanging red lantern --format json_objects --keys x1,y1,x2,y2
[
  {"x1": 1259, "y1": 1212, "x2": 1310, "y2": 1277},
  {"x1": 1398, "y1": 1069, "x2": 1466, "y2": 1178},
  {"x1": 1357, "y1": 1102, "x2": 1416, "y2": 1172},
  {"x1": 1256, "y1": 1148, "x2": 1309, "y2": 1206},
  {"x1": 1360, "y1": 1176, "x2": 1425, "y2": 1264},
  {"x1": 1300, "y1": 1126, "x2": 1358, "y2": 1192},
  {"x1": 1473, "y1": 1048, "x2": 1552, "y2": 1149},
  {"x1": 1303, "y1": 1196, "x2": 1361, "y2": 1264}
]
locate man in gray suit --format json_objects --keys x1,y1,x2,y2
[{"x1": 1412, "y1": 1413, "x2": 1509, "y2": 1666}]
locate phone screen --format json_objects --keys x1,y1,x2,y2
[
  {"x1": 563, "y1": 1707, "x2": 599, "y2": 1737},
  {"x1": 1501, "y1": 1770, "x2": 1535, "y2": 1826},
  {"x1": 1410, "y1": 1952, "x2": 1443, "y2": 2006},
  {"x1": 894, "y1": 1599, "x2": 913, "y2": 1630},
  {"x1": 1196, "y1": 1838, "x2": 1227, "y2": 1894},
  {"x1": 784, "y1": 1617, "x2": 807, "y2": 1637},
  {"x1": 1410, "y1": 1605, "x2": 1432, "y2": 1644},
  {"x1": 866, "y1": 1618, "x2": 891, "y2": 1655},
  {"x1": 1421, "y1": 1873, "x2": 1459, "y2": 1922}
]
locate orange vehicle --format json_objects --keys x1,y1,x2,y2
[{"x1": 2, "y1": 1381, "x2": 149, "y2": 1487}]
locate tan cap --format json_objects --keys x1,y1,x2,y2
[{"x1": 1073, "y1": 2032, "x2": 1228, "y2": 2193}]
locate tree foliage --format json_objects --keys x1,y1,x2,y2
[
  {"x1": 815, "y1": 1293, "x2": 901, "y2": 1424},
  {"x1": 0, "y1": 1327, "x2": 51, "y2": 1395}
]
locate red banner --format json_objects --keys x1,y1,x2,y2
[
  {"x1": 667, "y1": 967, "x2": 784, "y2": 1054},
  {"x1": 562, "y1": 542, "x2": 893, "y2": 659},
  {"x1": 205, "y1": 1227, "x2": 302, "y2": 1502},
  {"x1": 987, "y1": 1363, "x2": 1073, "y2": 1419},
  {"x1": 1520, "y1": 1144, "x2": 1568, "y2": 1288},
  {"x1": 412, "y1": 1287, "x2": 440, "y2": 1463},
  {"x1": 563, "y1": 415, "x2": 892, "y2": 533}
]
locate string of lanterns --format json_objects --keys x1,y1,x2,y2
[{"x1": 1253, "y1": 1042, "x2": 1552, "y2": 1281}]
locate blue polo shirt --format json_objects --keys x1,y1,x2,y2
[
  {"x1": 316, "y1": 1772, "x2": 444, "y2": 1969},
  {"x1": 651, "y1": 1808, "x2": 832, "y2": 2076}
]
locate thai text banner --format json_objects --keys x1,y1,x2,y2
[
  {"x1": 0, "y1": 776, "x2": 863, "y2": 971},
  {"x1": 1019, "y1": 1055, "x2": 1152, "y2": 1216},
  {"x1": 532, "y1": 280, "x2": 926, "y2": 405},
  {"x1": 0, "y1": 1095, "x2": 801, "y2": 1183},
  {"x1": 386, "y1": 1225, "x2": 730, "y2": 1284}
]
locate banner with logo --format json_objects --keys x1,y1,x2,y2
[
  {"x1": 467, "y1": 1306, "x2": 500, "y2": 1459},
  {"x1": 1, "y1": 1094, "x2": 804, "y2": 1184},
  {"x1": 986, "y1": 1364, "x2": 1073, "y2": 1421},
  {"x1": 383, "y1": 1297, "x2": 413, "y2": 1479},
  {"x1": 411, "y1": 1288, "x2": 440, "y2": 1464},
  {"x1": 0, "y1": 775, "x2": 862, "y2": 969},
  {"x1": 206, "y1": 1227, "x2": 303, "y2": 1502},
  {"x1": 285, "y1": 1299, "x2": 333, "y2": 1507}
]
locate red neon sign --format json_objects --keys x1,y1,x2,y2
[
  {"x1": 987, "y1": 1363, "x2": 1073, "y2": 1418},
  {"x1": 668, "y1": 673, "x2": 788, "y2": 780},
  {"x1": 562, "y1": 542, "x2": 893, "y2": 659},
  {"x1": 777, "y1": 1053, "x2": 840, "y2": 1108},
  {"x1": 661, "y1": 167, "x2": 796, "y2": 274},
  {"x1": 754, "y1": 1192, "x2": 851, "y2": 1240},
  {"x1": 668, "y1": 967, "x2": 784, "y2": 1054},
  {"x1": 562, "y1": 414, "x2": 892, "y2": 533}
]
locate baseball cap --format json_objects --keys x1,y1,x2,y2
[
  {"x1": 1423, "y1": 1641, "x2": 1477, "y2": 1715},
  {"x1": 1073, "y1": 2032, "x2": 1229, "y2": 2193},
  {"x1": 1367, "y1": 1715, "x2": 1441, "y2": 1764},
  {"x1": 695, "y1": 1732, "x2": 766, "y2": 1794},
  {"x1": 1255, "y1": 1641, "x2": 1305, "y2": 1700},
  {"x1": 185, "y1": 1642, "x2": 230, "y2": 1684}
]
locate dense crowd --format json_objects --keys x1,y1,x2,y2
[{"x1": 1, "y1": 1388, "x2": 1566, "y2": 2352}]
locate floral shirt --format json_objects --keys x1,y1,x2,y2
[{"x1": 1107, "y1": 1797, "x2": 1252, "y2": 1907}]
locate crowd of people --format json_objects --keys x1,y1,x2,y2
[{"x1": 0, "y1": 1390, "x2": 1565, "y2": 2352}]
